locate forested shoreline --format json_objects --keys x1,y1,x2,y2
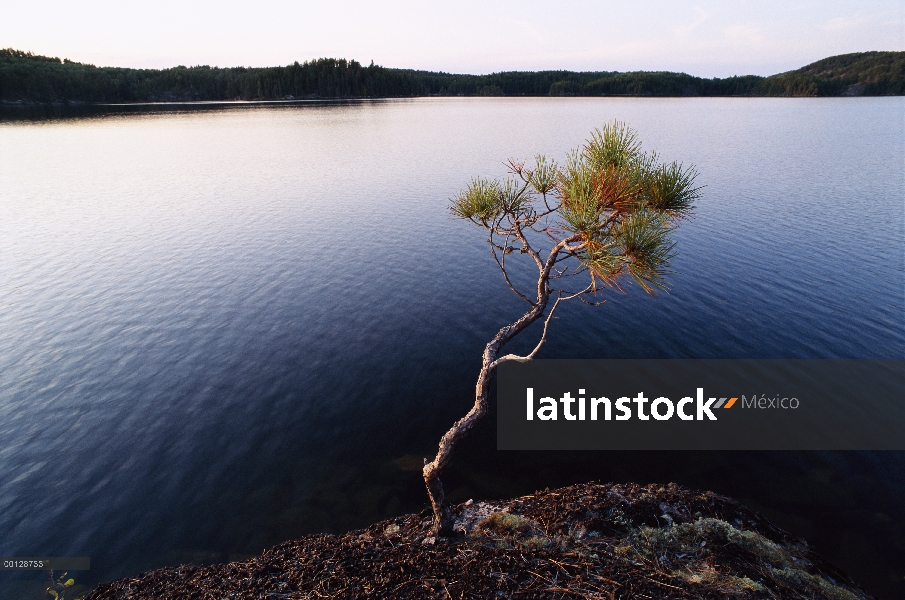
[{"x1": 1, "y1": 49, "x2": 902, "y2": 104}]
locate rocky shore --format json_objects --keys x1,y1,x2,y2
[{"x1": 86, "y1": 482, "x2": 872, "y2": 599}]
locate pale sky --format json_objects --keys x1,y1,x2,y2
[{"x1": 2, "y1": 0, "x2": 903, "y2": 77}]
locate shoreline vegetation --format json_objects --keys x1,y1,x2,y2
[
  {"x1": 1, "y1": 50, "x2": 902, "y2": 105},
  {"x1": 84, "y1": 482, "x2": 872, "y2": 599}
]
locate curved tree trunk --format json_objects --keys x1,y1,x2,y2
[
  {"x1": 422, "y1": 232, "x2": 579, "y2": 536},
  {"x1": 422, "y1": 300, "x2": 547, "y2": 536}
]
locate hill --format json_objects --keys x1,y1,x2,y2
[
  {"x1": 761, "y1": 51, "x2": 904, "y2": 96},
  {"x1": 1, "y1": 49, "x2": 902, "y2": 104}
]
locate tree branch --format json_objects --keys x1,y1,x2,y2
[
  {"x1": 511, "y1": 220, "x2": 545, "y2": 271},
  {"x1": 488, "y1": 294, "x2": 563, "y2": 368},
  {"x1": 491, "y1": 238, "x2": 534, "y2": 306},
  {"x1": 556, "y1": 283, "x2": 596, "y2": 301},
  {"x1": 488, "y1": 282, "x2": 593, "y2": 368}
]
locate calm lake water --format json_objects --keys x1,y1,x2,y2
[{"x1": 1, "y1": 98, "x2": 903, "y2": 598}]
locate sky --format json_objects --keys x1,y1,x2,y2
[{"x1": 2, "y1": 0, "x2": 903, "y2": 77}]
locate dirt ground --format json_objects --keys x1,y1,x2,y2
[{"x1": 85, "y1": 482, "x2": 872, "y2": 599}]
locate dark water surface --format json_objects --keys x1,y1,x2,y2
[{"x1": 1, "y1": 98, "x2": 903, "y2": 597}]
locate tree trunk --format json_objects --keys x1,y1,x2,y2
[
  {"x1": 421, "y1": 300, "x2": 547, "y2": 536},
  {"x1": 422, "y1": 233, "x2": 577, "y2": 537}
]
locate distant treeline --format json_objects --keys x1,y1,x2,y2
[{"x1": 1, "y1": 49, "x2": 902, "y2": 104}]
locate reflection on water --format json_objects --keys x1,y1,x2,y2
[
  {"x1": 0, "y1": 99, "x2": 386, "y2": 123},
  {"x1": 0, "y1": 97, "x2": 902, "y2": 598}
]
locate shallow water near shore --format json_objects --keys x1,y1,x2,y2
[{"x1": 1, "y1": 97, "x2": 903, "y2": 597}]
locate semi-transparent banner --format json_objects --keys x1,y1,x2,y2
[{"x1": 497, "y1": 360, "x2": 904, "y2": 450}]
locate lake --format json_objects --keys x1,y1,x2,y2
[{"x1": 1, "y1": 97, "x2": 903, "y2": 598}]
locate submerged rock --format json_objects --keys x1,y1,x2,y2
[{"x1": 86, "y1": 482, "x2": 873, "y2": 599}]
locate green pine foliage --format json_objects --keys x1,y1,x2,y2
[{"x1": 450, "y1": 122, "x2": 700, "y2": 294}]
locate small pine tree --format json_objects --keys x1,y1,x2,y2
[{"x1": 422, "y1": 122, "x2": 701, "y2": 535}]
